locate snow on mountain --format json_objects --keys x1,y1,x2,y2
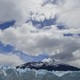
[
  {"x1": 16, "y1": 59, "x2": 80, "y2": 71},
  {"x1": 42, "y1": 58, "x2": 60, "y2": 66}
]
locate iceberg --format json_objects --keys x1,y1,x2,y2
[{"x1": 0, "y1": 66, "x2": 80, "y2": 80}]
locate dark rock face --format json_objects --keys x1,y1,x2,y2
[{"x1": 16, "y1": 60, "x2": 80, "y2": 71}]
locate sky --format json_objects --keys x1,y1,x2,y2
[{"x1": 0, "y1": 0, "x2": 80, "y2": 67}]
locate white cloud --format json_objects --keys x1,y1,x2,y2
[
  {"x1": 73, "y1": 49, "x2": 80, "y2": 58},
  {"x1": 42, "y1": 58, "x2": 52, "y2": 62},
  {"x1": 69, "y1": 60, "x2": 80, "y2": 68},
  {"x1": 0, "y1": 0, "x2": 39, "y2": 24},
  {"x1": 0, "y1": 53, "x2": 24, "y2": 66},
  {"x1": 0, "y1": 0, "x2": 57, "y2": 25},
  {"x1": 0, "y1": 23, "x2": 62, "y2": 56},
  {"x1": 0, "y1": 0, "x2": 25, "y2": 24},
  {"x1": 51, "y1": 38, "x2": 80, "y2": 61},
  {"x1": 0, "y1": 0, "x2": 80, "y2": 28},
  {"x1": 0, "y1": 0, "x2": 80, "y2": 67},
  {"x1": 56, "y1": 0, "x2": 80, "y2": 28},
  {"x1": 0, "y1": 22, "x2": 80, "y2": 57}
]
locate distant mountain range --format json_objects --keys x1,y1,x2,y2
[{"x1": 16, "y1": 59, "x2": 80, "y2": 71}]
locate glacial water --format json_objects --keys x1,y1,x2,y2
[{"x1": 0, "y1": 66, "x2": 80, "y2": 80}]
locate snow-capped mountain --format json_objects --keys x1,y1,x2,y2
[{"x1": 16, "y1": 59, "x2": 80, "y2": 71}]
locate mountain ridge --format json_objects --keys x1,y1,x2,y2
[{"x1": 16, "y1": 59, "x2": 80, "y2": 71}]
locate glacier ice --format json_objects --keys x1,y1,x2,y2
[{"x1": 0, "y1": 66, "x2": 80, "y2": 80}]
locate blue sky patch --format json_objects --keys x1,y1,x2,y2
[
  {"x1": 42, "y1": 0, "x2": 57, "y2": 6},
  {"x1": 56, "y1": 24, "x2": 66, "y2": 29},
  {"x1": 31, "y1": 18, "x2": 56, "y2": 28},
  {"x1": 16, "y1": 52, "x2": 49, "y2": 62},
  {"x1": 0, "y1": 42, "x2": 15, "y2": 53},
  {"x1": 0, "y1": 20, "x2": 15, "y2": 30},
  {"x1": 64, "y1": 33, "x2": 73, "y2": 37},
  {"x1": 78, "y1": 34, "x2": 80, "y2": 37},
  {"x1": 0, "y1": 41, "x2": 48, "y2": 62}
]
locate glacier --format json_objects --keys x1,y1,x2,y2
[{"x1": 0, "y1": 66, "x2": 80, "y2": 80}]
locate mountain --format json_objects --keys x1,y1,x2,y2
[{"x1": 16, "y1": 59, "x2": 80, "y2": 71}]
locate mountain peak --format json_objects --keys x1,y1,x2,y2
[
  {"x1": 42, "y1": 58, "x2": 60, "y2": 66},
  {"x1": 16, "y1": 59, "x2": 80, "y2": 71}
]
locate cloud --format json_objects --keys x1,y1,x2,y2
[
  {"x1": 69, "y1": 49, "x2": 80, "y2": 67},
  {"x1": 0, "y1": 0, "x2": 80, "y2": 67},
  {"x1": 73, "y1": 49, "x2": 80, "y2": 59},
  {"x1": 0, "y1": 22, "x2": 80, "y2": 57},
  {"x1": 0, "y1": 0, "x2": 24, "y2": 24},
  {"x1": 42, "y1": 58, "x2": 52, "y2": 62},
  {"x1": 0, "y1": 53, "x2": 24, "y2": 66},
  {"x1": 69, "y1": 60, "x2": 80, "y2": 68},
  {"x1": 0, "y1": 0, "x2": 57, "y2": 25},
  {"x1": 51, "y1": 38, "x2": 80, "y2": 61},
  {"x1": 56, "y1": 0, "x2": 80, "y2": 28},
  {"x1": 0, "y1": 0, "x2": 39, "y2": 24},
  {"x1": 0, "y1": 23, "x2": 61, "y2": 56},
  {"x1": 0, "y1": 0, "x2": 80, "y2": 28}
]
